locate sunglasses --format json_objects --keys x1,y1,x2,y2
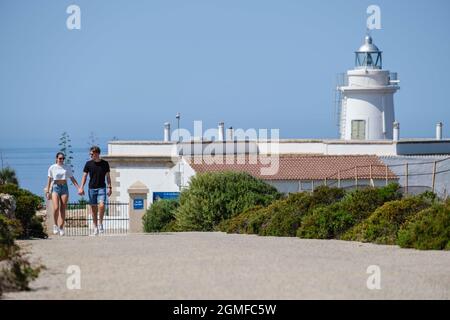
[{"x1": 58, "y1": 157, "x2": 65, "y2": 160}]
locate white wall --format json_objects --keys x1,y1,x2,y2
[
  {"x1": 258, "y1": 142, "x2": 325, "y2": 155},
  {"x1": 341, "y1": 69, "x2": 398, "y2": 140},
  {"x1": 108, "y1": 139, "x2": 450, "y2": 160},
  {"x1": 109, "y1": 142, "x2": 177, "y2": 157},
  {"x1": 116, "y1": 165, "x2": 180, "y2": 206},
  {"x1": 325, "y1": 142, "x2": 396, "y2": 155},
  {"x1": 266, "y1": 181, "x2": 301, "y2": 194}
]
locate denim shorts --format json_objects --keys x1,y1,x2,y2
[
  {"x1": 88, "y1": 188, "x2": 107, "y2": 205},
  {"x1": 52, "y1": 183, "x2": 69, "y2": 196}
]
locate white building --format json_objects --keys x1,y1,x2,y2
[{"x1": 104, "y1": 35, "x2": 450, "y2": 205}]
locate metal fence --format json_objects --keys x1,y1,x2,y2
[
  {"x1": 64, "y1": 202, "x2": 129, "y2": 236},
  {"x1": 323, "y1": 157, "x2": 450, "y2": 198}
]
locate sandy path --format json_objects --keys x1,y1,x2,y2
[{"x1": 4, "y1": 232, "x2": 450, "y2": 299}]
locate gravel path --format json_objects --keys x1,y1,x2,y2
[{"x1": 4, "y1": 232, "x2": 450, "y2": 299}]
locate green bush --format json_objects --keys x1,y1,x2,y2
[
  {"x1": 258, "y1": 192, "x2": 318, "y2": 237},
  {"x1": 309, "y1": 186, "x2": 346, "y2": 207},
  {"x1": 0, "y1": 167, "x2": 19, "y2": 185},
  {"x1": 0, "y1": 215, "x2": 43, "y2": 297},
  {"x1": 297, "y1": 204, "x2": 354, "y2": 239},
  {"x1": 296, "y1": 184, "x2": 402, "y2": 240},
  {"x1": 376, "y1": 182, "x2": 403, "y2": 202},
  {"x1": 397, "y1": 201, "x2": 450, "y2": 250},
  {"x1": 338, "y1": 183, "x2": 402, "y2": 222},
  {"x1": 143, "y1": 199, "x2": 179, "y2": 232},
  {"x1": 175, "y1": 172, "x2": 281, "y2": 231},
  {"x1": 219, "y1": 187, "x2": 345, "y2": 237},
  {"x1": 215, "y1": 206, "x2": 265, "y2": 234},
  {"x1": 0, "y1": 184, "x2": 46, "y2": 239},
  {"x1": 342, "y1": 196, "x2": 431, "y2": 245}
]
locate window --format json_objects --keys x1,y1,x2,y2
[
  {"x1": 300, "y1": 181, "x2": 312, "y2": 191},
  {"x1": 355, "y1": 52, "x2": 382, "y2": 69},
  {"x1": 351, "y1": 120, "x2": 366, "y2": 140}
]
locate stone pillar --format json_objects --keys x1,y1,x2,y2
[{"x1": 128, "y1": 181, "x2": 149, "y2": 233}]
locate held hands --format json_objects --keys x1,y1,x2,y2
[{"x1": 78, "y1": 188, "x2": 85, "y2": 196}]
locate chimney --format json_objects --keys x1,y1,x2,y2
[
  {"x1": 226, "y1": 126, "x2": 234, "y2": 141},
  {"x1": 436, "y1": 122, "x2": 443, "y2": 140},
  {"x1": 164, "y1": 122, "x2": 171, "y2": 142},
  {"x1": 393, "y1": 122, "x2": 400, "y2": 141},
  {"x1": 218, "y1": 122, "x2": 225, "y2": 141}
]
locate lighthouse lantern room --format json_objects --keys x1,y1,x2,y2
[{"x1": 339, "y1": 35, "x2": 400, "y2": 140}]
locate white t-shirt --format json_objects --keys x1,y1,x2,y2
[{"x1": 48, "y1": 164, "x2": 73, "y2": 181}]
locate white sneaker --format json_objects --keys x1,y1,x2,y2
[
  {"x1": 59, "y1": 228, "x2": 65, "y2": 236},
  {"x1": 93, "y1": 227, "x2": 99, "y2": 236},
  {"x1": 53, "y1": 225, "x2": 59, "y2": 235},
  {"x1": 99, "y1": 224, "x2": 104, "y2": 234}
]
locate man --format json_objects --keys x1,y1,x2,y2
[{"x1": 79, "y1": 146, "x2": 112, "y2": 235}]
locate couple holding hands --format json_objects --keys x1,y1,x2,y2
[{"x1": 46, "y1": 146, "x2": 111, "y2": 236}]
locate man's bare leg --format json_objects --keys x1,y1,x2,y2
[
  {"x1": 91, "y1": 205, "x2": 98, "y2": 228},
  {"x1": 98, "y1": 202, "x2": 105, "y2": 226}
]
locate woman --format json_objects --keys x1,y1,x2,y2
[{"x1": 46, "y1": 152, "x2": 81, "y2": 236}]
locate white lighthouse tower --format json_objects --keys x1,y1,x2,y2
[{"x1": 338, "y1": 35, "x2": 400, "y2": 140}]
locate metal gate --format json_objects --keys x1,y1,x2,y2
[{"x1": 64, "y1": 202, "x2": 129, "y2": 236}]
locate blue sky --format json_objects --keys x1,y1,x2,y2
[{"x1": 0, "y1": 0, "x2": 449, "y2": 148}]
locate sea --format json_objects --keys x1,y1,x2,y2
[{"x1": 0, "y1": 147, "x2": 103, "y2": 201}]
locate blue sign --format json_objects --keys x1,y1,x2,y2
[
  {"x1": 133, "y1": 198, "x2": 144, "y2": 210},
  {"x1": 153, "y1": 192, "x2": 180, "y2": 202}
]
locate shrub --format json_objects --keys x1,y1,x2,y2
[
  {"x1": 143, "y1": 199, "x2": 179, "y2": 232},
  {"x1": 258, "y1": 192, "x2": 315, "y2": 237},
  {"x1": 216, "y1": 205, "x2": 265, "y2": 234},
  {"x1": 219, "y1": 192, "x2": 314, "y2": 236},
  {"x1": 342, "y1": 196, "x2": 431, "y2": 245},
  {"x1": 397, "y1": 201, "x2": 450, "y2": 250},
  {"x1": 310, "y1": 186, "x2": 346, "y2": 207},
  {"x1": 0, "y1": 184, "x2": 46, "y2": 239},
  {"x1": 220, "y1": 187, "x2": 345, "y2": 237},
  {"x1": 297, "y1": 204, "x2": 354, "y2": 239},
  {"x1": 0, "y1": 215, "x2": 43, "y2": 297},
  {"x1": 417, "y1": 190, "x2": 437, "y2": 202},
  {"x1": 338, "y1": 183, "x2": 402, "y2": 222},
  {"x1": 296, "y1": 184, "x2": 403, "y2": 240},
  {"x1": 0, "y1": 167, "x2": 19, "y2": 186},
  {"x1": 175, "y1": 172, "x2": 281, "y2": 231},
  {"x1": 376, "y1": 182, "x2": 403, "y2": 202},
  {"x1": 218, "y1": 184, "x2": 405, "y2": 241}
]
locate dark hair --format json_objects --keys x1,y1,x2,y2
[
  {"x1": 90, "y1": 146, "x2": 101, "y2": 154},
  {"x1": 55, "y1": 152, "x2": 65, "y2": 163}
]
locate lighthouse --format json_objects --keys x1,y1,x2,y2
[{"x1": 338, "y1": 35, "x2": 400, "y2": 140}]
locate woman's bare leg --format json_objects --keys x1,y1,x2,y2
[
  {"x1": 60, "y1": 193, "x2": 68, "y2": 229},
  {"x1": 52, "y1": 192, "x2": 60, "y2": 227}
]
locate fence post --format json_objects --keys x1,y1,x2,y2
[
  {"x1": 385, "y1": 165, "x2": 388, "y2": 186},
  {"x1": 369, "y1": 164, "x2": 373, "y2": 187},
  {"x1": 324, "y1": 177, "x2": 327, "y2": 186},
  {"x1": 355, "y1": 166, "x2": 358, "y2": 190},
  {"x1": 338, "y1": 170, "x2": 341, "y2": 188},
  {"x1": 405, "y1": 163, "x2": 409, "y2": 194},
  {"x1": 432, "y1": 161, "x2": 437, "y2": 193}
]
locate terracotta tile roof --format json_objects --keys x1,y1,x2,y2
[{"x1": 185, "y1": 154, "x2": 398, "y2": 181}]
